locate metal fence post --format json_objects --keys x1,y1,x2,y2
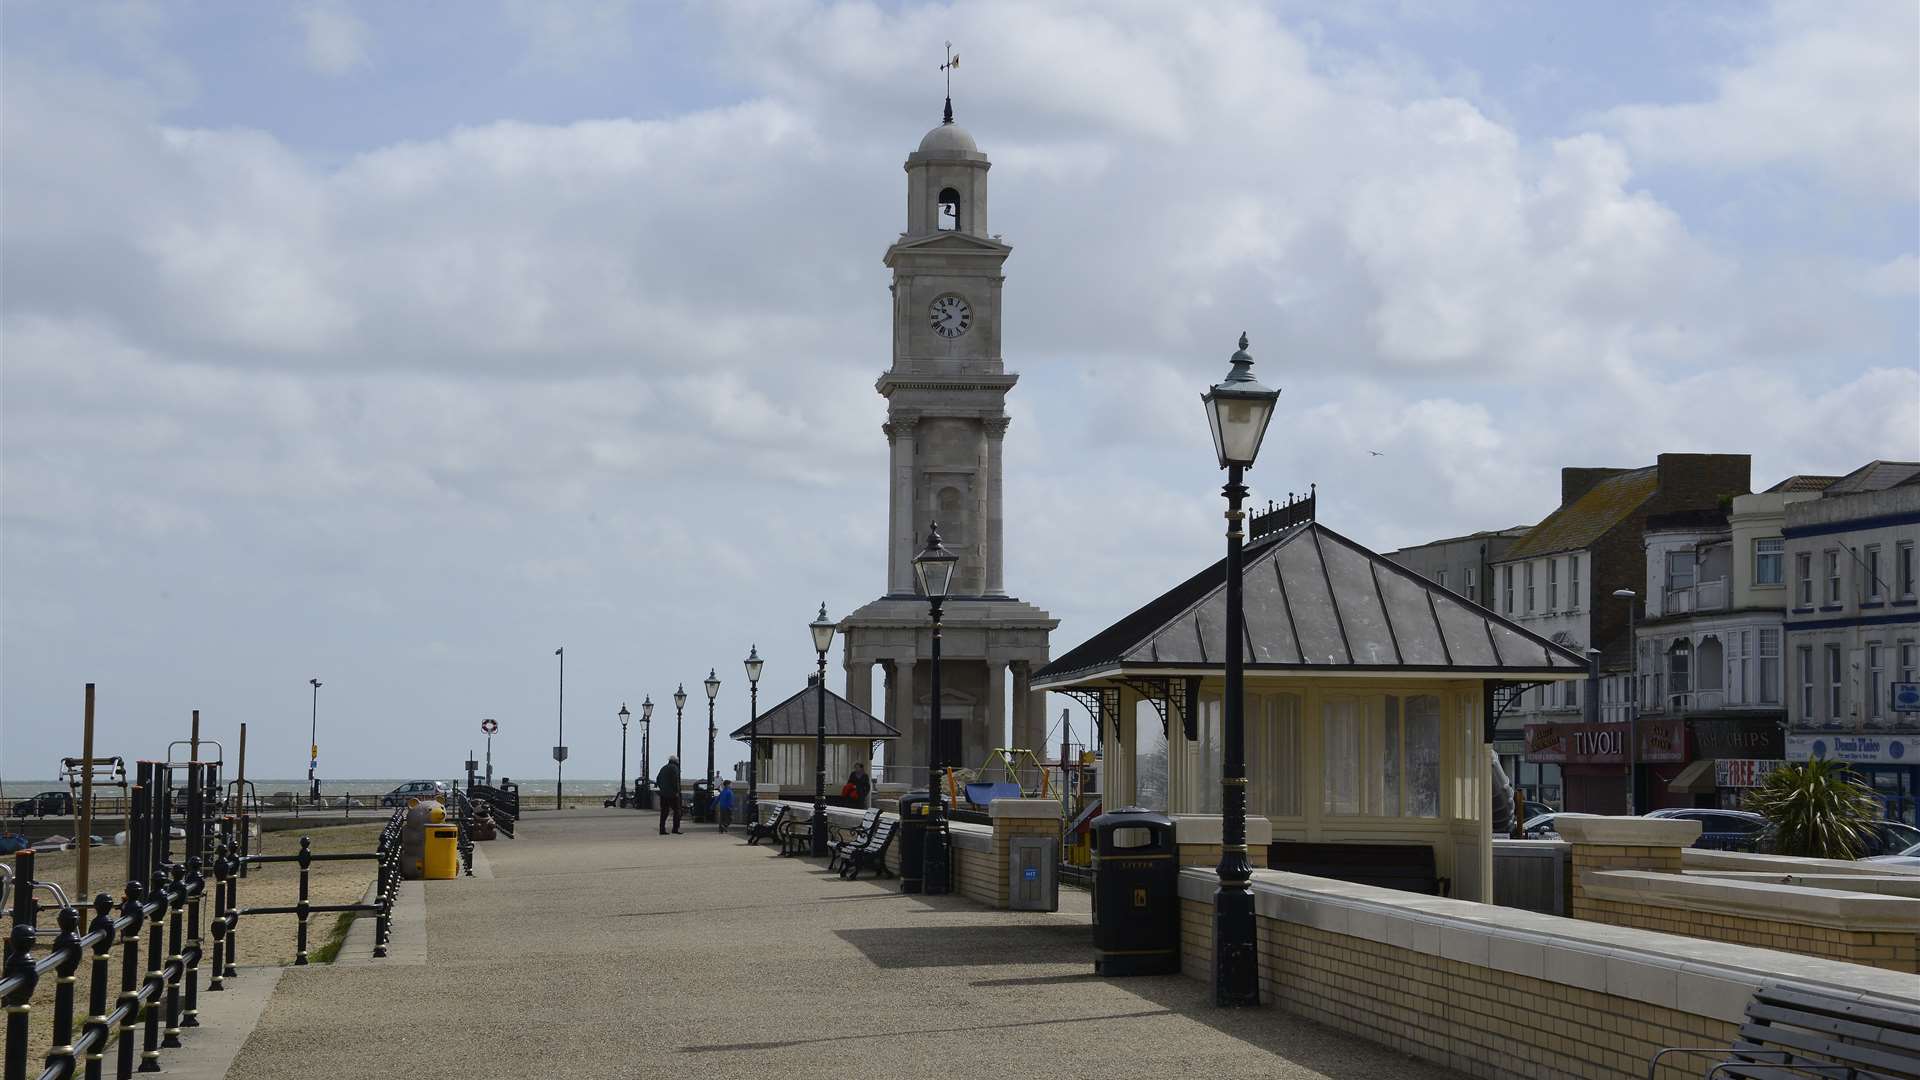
[
  {"x1": 293, "y1": 838, "x2": 311, "y2": 966},
  {"x1": 84, "y1": 892, "x2": 116, "y2": 1080}
]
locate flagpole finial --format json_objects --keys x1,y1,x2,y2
[{"x1": 941, "y1": 42, "x2": 958, "y2": 125}]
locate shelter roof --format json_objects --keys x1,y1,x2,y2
[
  {"x1": 727, "y1": 678, "x2": 900, "y2": 740},
  {"x1": 1033, "y1": 520, "x2": 1588, "y2": 687},
  {"x1": 1504, "y1": 467, "x2": 1657, "y2": 558}
]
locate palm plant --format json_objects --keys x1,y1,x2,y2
[{"x1": 1742, "y1": 759, "x2": 1883, "y2": 859}]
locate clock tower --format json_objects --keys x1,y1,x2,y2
[{"x1": 839, "y1": 110, "x2": 1057, "y2": 784}]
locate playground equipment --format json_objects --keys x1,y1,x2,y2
[{"x1": 961, "y1": 747, "x2": 1050, "y2": 808}]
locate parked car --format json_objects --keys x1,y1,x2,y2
[
  {"x1": 1517, "y1": 812, "x2": 1603, "y2": 839},
  {"x1": 1644, "y1": 808, "x2": 1768, "y2": 850},
  {"x1": 1863, "y1": 840, "x2": 1920, "y2": 870},
  {"x1": 1859, "y1": 820, "x2": 1920, "y2": 858},
  {"x1": 10, "y1": 791, "x2": 74, "y2": 818},
  {"x1": 380, "y1": 780, "x2": 448, "y2": 807},
  {"x1": 1521, "y1": 800, "x2": 1555, "y2": 821}
]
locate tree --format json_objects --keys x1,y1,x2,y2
[{"x1": 1742, "y1": 759, "x2": 1882, "y2": 860}]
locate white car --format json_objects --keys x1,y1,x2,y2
[
  {"x1": 1516, "y1": 812, "x2": 1603, "y2": 839},
  {"x1": 1862, "y1": 840, "x2": 1920, "y2": 870}
]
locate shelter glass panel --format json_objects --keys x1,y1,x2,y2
[{"x1": 1250, "y1": 692, "x2": 1302, "y2": 818}]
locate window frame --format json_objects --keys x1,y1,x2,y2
[
  {"x1": 1826, "y1": 643, "x2": 1844, "y2": 721},
  {"x1": 1825, "y1": 550, "x2": 1842, "y2": 605},
  {"x1": 1798, "y1": 644, "x2": 1815, "y2": 721},
  {"x1": 1758, "y1": 629, "x2": 1781, "y2": 705},
  {"x1": 1504, "y1": 565, "x2": 1515, "y2": 614},
  {"x1": 1867, "y1": 642, "x2": 1885, "y2": 720},
  {"x1": 1864, "y1": 544, "x2": 1884, "y2": 601},
  {"x1": 1547, "y1": 558, "x2": 1559, "y2": 611},
  {"x1": 1899, "y1": 541, "x2": 1916, "y2": 599},
  {"x1": 1525, "y1": 562, "x2": 1536, "y2": 613},
  {"x1": 1754, "y1": 537, "x2": 1784, "y2": 587},
  {"x1": 1796, "y1": 552, "x2": 1813, "y2": 606},
  {"x1": 1568, "y1": 555, "x2": 1580, "y2": 611}
]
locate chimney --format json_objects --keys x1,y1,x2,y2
[{"x1": 1562, "y1": 467, "x2": 1627, "y2": 506}]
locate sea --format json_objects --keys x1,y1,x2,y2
[{"x1": 3, "y1": 777, "x2": 625, "y2": 799}]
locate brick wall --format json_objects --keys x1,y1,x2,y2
[{"x1": 1575, "y1": 895, "x2": 1919, "y2": 972}]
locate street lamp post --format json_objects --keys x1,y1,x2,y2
[
  {"x1": 705, "y1": 669, "x2": 721, "y2": 793},
  {"x1": 744, "y1": 645, "x2": 764, "y2": 824},
  {"x1": 618, "y1": 703, "x2": 631, "y2": 808},
  {"x1": 555, "y1": 646, "x2": 566, "y2": 811},
  {"x1": 1613, "y1": 588, "x2": 1640, "y2": 815},
  {"x1": 1200, "y1": 332, "x2": 1280, "y2": 1008},
  {"x1": 673, "y1": 683, "x2": 687, "y2": 768},
  {"x1": 308, "y1": 678, "x2": 322, "y2": 803},
  {"x1": 809, "y1": 604, "x2": 837, "y2": 858},
  {"x1": 639, "y1": 696, "x2": 655, "y2": 808},
  {"x1": 913, "y1": 526, "x2": 959, "y2": 896}
]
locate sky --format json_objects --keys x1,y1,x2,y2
[{"x1": 2, "y1": 0, "x2": 1916, "y2": 788}]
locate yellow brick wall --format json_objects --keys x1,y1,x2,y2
[
  {"x1": 1568, "y1": 840, "x2": 1919, "y2": 974},
  {"x1": 1572, "y1": 894, "x2": 1920, "y2": 973},
  {"x1": 1174, "y1": 843, "x2": 1269, "y2": 870},
  {"x1": 1180, "y1": 897, "x2": 1740, "y2": 1080}
]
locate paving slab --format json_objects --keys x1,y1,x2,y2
[{"x1": 220, "y1": 813, "x2": 1463, "y2": 1080}]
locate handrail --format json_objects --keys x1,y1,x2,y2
[{"x1": 2, "y1": 755, "x2": 404, "y2": 1080}]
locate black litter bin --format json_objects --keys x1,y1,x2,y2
[
  {"x1": 635, "y1": 782, "x2": 654, "y2": 811},
  {"x1": 896, "y1": 791, "x2": 949, "y2": 895},
  {"x1": 1090, "y1": 807, "x2": 1179, "y2": 976},
  {"x1": 691, "y1": 781, "x2": 713, "y2": 823}
]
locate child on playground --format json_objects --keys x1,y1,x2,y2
[{"x1": 714, "y1": 779, "x2": 736, "y2": 833}]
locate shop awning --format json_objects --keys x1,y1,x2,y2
[{"x1": 1668, "y1": 759, "x2": 1718, "y2": 795}]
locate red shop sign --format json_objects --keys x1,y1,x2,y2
[{"x1": 1524, "y1": 719, "x2": 1686, "y2": 765}]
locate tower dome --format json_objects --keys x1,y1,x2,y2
[{"x1": 917, "y1": 122, "x2": 979, "y2": 158}]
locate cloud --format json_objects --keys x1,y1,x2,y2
[
  {"x1": 296, "y1": 2, "x2": 371, "y2": 76},
  {"x1": 1603, "y1": 0, "x2": 1919, "y2": 200},
  {"x1": 502, "y1": 0, "x2": 638, "y2": 71}
]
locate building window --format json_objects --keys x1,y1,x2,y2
[
  {"x1": 1504, "y1": 565, "x2": 1514, "y2": 614},
  {"x1": 1755, "y1": 538, "x2": 1784, "y2": 586},
  {"x1": 1728, "y1": 630, "x2": 1749, "y2": 704},
  {"x1": 1568, "y1": 555, "x2": 1579, "y2": 610},
  {"x1": 1547, "y1": 558, "x2": 1559, "y2": 611},
  {"x1": 1797, "y1": 553, "x2": 1813, "y2": 606},
  {"x1": 1465, "y1": 566, "x2": 1477, "y2": 600},
  {"x1": 1899, "y1": 541, "x2": 1916, "y2": 599},
  {"x1": 1868, "y1": 644, "x2": 1885, "y2": 720},
  {"x1": 1799, "y1": 645, "x2": 1815, "y2": 721},
  {"x1": 1827, "y1": 643, "x2": 1844, "y2": 721},
  {"x1": 1865, "y1": 545, "x2": 1883, "y2": 601},
  {"x1": 1669, "y1": 639, "x2": 1692, "y2": 698},
  {"x1": 1437, "y1": 569, "x2": 1448, "y2": 591},
  {"x1": 1668, "y1": 550, "x2": 1696, "y2": 592},
  {"x1": 1525, "y1": 563, "x2": 1536, "y2": 612},
  {"x1": 1825, "y1": 550, "x2": 1842, "y2": 604},
  {"x1": 1249, "y1": 693, "x2": 1302, "y2": 818},
  {"x1": 1759, "y1": 629, "x2": 1780, "y2": 705},
  {"x1": 1901, "y1": 641, "x2": 1917, "y2": 684}
]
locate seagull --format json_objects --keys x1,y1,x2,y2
[{"x1": 1368, "y1": 450, "x2": 1385, "y2": 457}]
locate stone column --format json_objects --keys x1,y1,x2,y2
[
  {"x1": 886, "y1": 418, "x2": 919, "y2": 593},
  {"x1": 987, "y1": 660, "x2": 1008, "y2": 758},
  {"x1": 983, "y1": 417, "x2": 1009, "y2": 595},
  {"x1": 890, "y1": 658, "x2": 918, "y2": 788},
  {"x1": 1012, "y1": 661, "x2": 1043, "y2": 756},
  {"x1": 845, "y1": 658, "x2": 873, "y2": 715},
  {"x1": 1554, "y1": 816, "x2": 1699, "y2": 922}
]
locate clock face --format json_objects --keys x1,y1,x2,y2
[{"x1": 929, "y1": 294, "x2": 972, "y2": 339}]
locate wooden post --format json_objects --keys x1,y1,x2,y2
[
  {"x1": 78, "y1": 683, "x2": 96, "y2": 899},
  {"x1": 190, "y1": 709, "x2": 200, "y2": 764}
]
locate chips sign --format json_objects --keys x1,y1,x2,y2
[{"x1": 481, "y1": 718, "x2": 498, "y2": 735}]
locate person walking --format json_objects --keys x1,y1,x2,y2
[
  {"x1": 657, "y1": 755, "x2": 683, "y2": 835},
  {"x1": 714, "y1": 779, "x2": 736, "y2": 833},
  {"x1": 849, "y1": 762, "x2": 873, "y2": 809}
]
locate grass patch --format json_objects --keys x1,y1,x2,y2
[{"x1": 308, "y1": 909, "x2": 357, "y2": 964}]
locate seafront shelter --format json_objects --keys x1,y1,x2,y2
[
  {"x1": 729, "y1": 675, "x2": 900, "y2": 798},
  {"x1": 1033, "y1": 500, "x2": 1589, "y2": 902}
]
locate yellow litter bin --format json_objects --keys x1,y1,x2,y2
[{"x1": 423, "y1": 824, "x2": 460, "y2": 880}]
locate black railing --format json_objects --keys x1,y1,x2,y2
[
  {"x1": 464, "y1": 782, "x2": 517, "y2": 839},
  {"x1": 1, "y1": 758, "x2": 401, "y2": 1080}
]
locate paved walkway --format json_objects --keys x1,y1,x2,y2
[{"x1": 222, "y1": 810, "x2": 1462, "y2": 1079}]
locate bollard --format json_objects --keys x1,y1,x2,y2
[
  {"x1": 49, "y1": 905, "x2": 83, "y2": 1072},
  {"x1": 162, "y1": 864, "x2": 184, "y2": 1048},
  {"x1": 221, "y1": 843, "x2": 239, "y2": 980},
  {"x1": 140, "y1": 877, "x2": 163, "y2": 1072},
  {"x1": 294, "y1": 837, "x2": 311, "y2": 966},
  {"x1": 85, "y1": 893, "x2": 116, "y2": 1080},
  {"x1": 182, "y1": 856, "x2": 202, "y2": 1028},
  {"x1": 116, "y1": 884, "x2": 144, "y2": 1080}
]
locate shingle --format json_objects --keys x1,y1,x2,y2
[
  {"x1": 727, "y1": 683, "x2": 899, "y2": 740},
  {"x1": 1505, "y1": 467, "x2": 1657, "y2": 558}
]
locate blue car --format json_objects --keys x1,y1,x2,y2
[{"x1": 1643, "y1": 808, "x2": 1768, "y2": 850}]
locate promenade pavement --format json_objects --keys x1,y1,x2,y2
[{"x1": 223, "y1": 809, "x2": 1463, "y2": 1080}]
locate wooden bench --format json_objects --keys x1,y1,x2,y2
[
  {"x1": 840, "y1": 820, "x2": 898, "y2": 880},
  {"x1": 1647, "y1": 984, "x2": 1920, "y2": 1078},
  {"x1": 1267, "y1": 841, "x2": 1449, "y2": 897},
  {"x1": 828, "y1": 809, "x2": 883, "y2": 872},
  {"x1": 777, "y1": 811, "x2": 820, "y2": 857},
  {"x1": 745, "y1": 804, "x2": 788, "y2": 847}
]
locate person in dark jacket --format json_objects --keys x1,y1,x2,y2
[
  {"x1": 848, "y1": 763, "x2": 873, "y2": 808},
  {"x1": 657, "y1": 756, "x2": 683, "y2": 835}
]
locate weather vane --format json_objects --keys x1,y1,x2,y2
[{"x1": 941, "y1": 41, "x2": 958, "y2": 125}]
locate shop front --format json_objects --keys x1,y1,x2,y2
[
  {"x1": 1523, "y1": 718, "x2": 1688, "y2": 814},
  {"x1": 1787, "y1": 733, "x2": 1918, "y2": 825},
  {"x1": 1674, "y1": 718, "x2": 1787, "y2": 810}
]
